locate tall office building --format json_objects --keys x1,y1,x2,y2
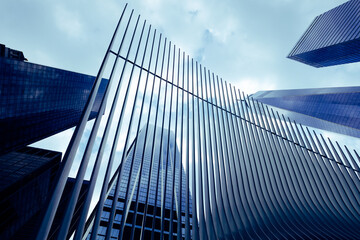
[
  {"x1": 288, "y1": 0, "x2": 360, "y2": 67},
  {"x1": 0, "y1": 45, "x2": 108, "y2": 155},
  {"x1": 86, "y1": 126, "x2": 192, "y2": 239},
  {"x1": 0, "y1": 145, "x2": 91, "y2": 240},
  {"x1": 0, "y1": 44, "x2": 108, "y2": 239},
  {"x1": 0, "y1": 146, "x2": 61, "y2": 239},
  {"x1": 252, "y1": 86, "x2": 360, "y2": 138},
  {"x1": 11, "y1": 178, "x2": 90, "y2": 240}
]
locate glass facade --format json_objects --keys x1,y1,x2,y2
[
  {"x1": 288, "y1": 0, "x2": 360, "y2": 67},
  {"x1": 0, "y1": 145, "x2": 90, "y2": 240},
  {"x1": 0, "y1": 57, "x2": 108, "y2": 155},
  {"x1": 45, "y1": 178, "x2": 90, "y2": 239},
  {"x1": 87, "y1": 126, "x2": 192, "y2": 240},
  {"x1": 0, "y1": 146, "x2": 61, "y2": 239},
  {"x1": 10, "y1": 178, "x2": 91, "y2": 240},
  {"x1": 252, "y1": 86, "x2": 360, "y2": 138}
]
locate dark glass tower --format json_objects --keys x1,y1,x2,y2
[
  {"x1": 288, "y1": 0, "x2": 360, "y2": 67},
  {"x1": 0, "y1": 145, "x2": 90, "y2": 240},
  {"x1": 0, "y1": 146, "x2": 61, "y2": 239},
  {"x1": 252, "y1": 86, "x2": 360, "y2": 138},
  {"x1": 86, "y1": 126, "x2": 192, "y2": 240},
  {"x1": 0, "y1": 54, "x2": 108, "y2": 155}
]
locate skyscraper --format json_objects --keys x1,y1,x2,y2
[
  {"x1": 252, "y1": 86, "x2": 360, "y2": 138},
  {"x1": 11, "y1": 179, "x2": 91, "y2": 240},
  {"x1": 0, "y1": 146, "x2": 61, "y2": 239},
  {"x1": 0, "y1": 44, "x2": 108, "y2": 239},
  {"x1": 288, "y1": 0, "x2": 360, "y2": 67},
  {"x1": 0, "y1": 146, "x2": 91, "y2": 240},
  {"x1": 45, "y1": 178, "x2": 90, "y2": 240},
  {"x1": 85, "y1": 125, "x2": 192, "y2": 239},
  {"x1": 0, "y1": 47, "x2": 108, "y2": 155}
]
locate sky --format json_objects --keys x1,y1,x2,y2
[
  {"x1": 2, "y1": 1, "x2": 360, "y2": 161},
  {"x1": 2, "y1": 0, "x2": 359, "y2": 94}
]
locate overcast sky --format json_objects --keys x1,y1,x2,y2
[
  {"x1": 2, "y1": 0, "x2": 359, "y2": 160},
  {"x1": 2, "y1": 0, "x2": 358, "y2": 94}
]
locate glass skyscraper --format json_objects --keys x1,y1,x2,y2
[
  {"x1": 0, "y1": 146, "x2": 90, "y2": 240},
  {"x1": 86, "y1": 126, "x2": 192, "y2": 239},
  {"x1": 252, "y1": 86, "x2": 360, "y2": 138},
  {"x1": 0, "y1": 146, "x2": 61, "y2": 239},
  {"x1": 0, "y1": 45, "x2": 108, "y2": 239},
  {"x1": 0, "y1": 54, "x2": 108, "y2": 155},
  {"x1": 288, "y1": 0, "x2": 360, "y2": 67}
]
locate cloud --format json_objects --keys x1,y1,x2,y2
[
  {"x1": 54, "y1": 5, "x2": 84, "y2": 39},
  {"x1": 237, "y1": 76, "x2": 279, "y2": 95}
]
